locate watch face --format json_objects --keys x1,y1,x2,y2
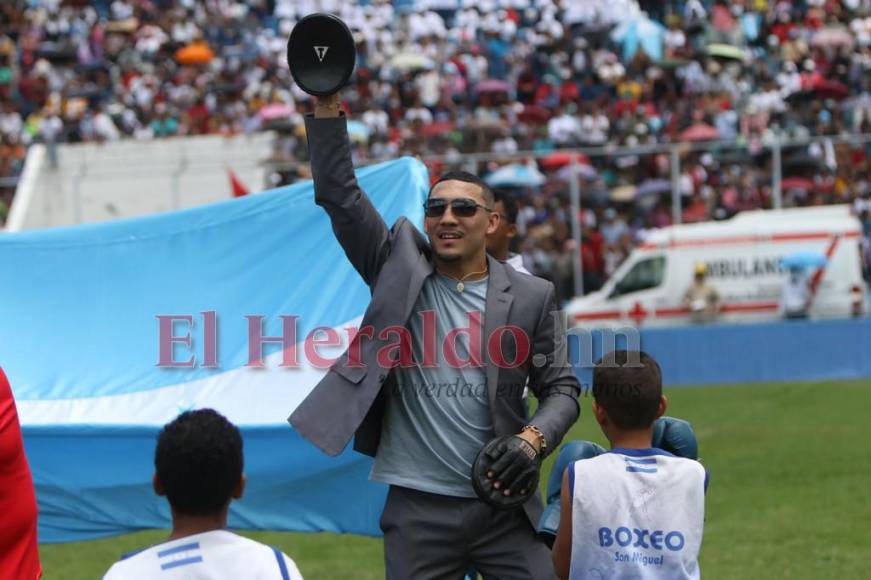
[{"x1": 287, "y1": 13, "x2": 356, "y2": 96}]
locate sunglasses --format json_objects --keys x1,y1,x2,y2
[{"x1": 424, "y1": 198, "x2": 493, "y2": 218}]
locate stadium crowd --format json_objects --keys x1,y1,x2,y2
[{"x1": 0, "y1": 0, "x2": 870, "y2": 294}]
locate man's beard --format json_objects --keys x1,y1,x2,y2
[{"x1": 435, "y1": 251, "x2": 462, "y2": 262}]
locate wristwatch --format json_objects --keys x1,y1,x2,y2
[{"x1": 522, "y1": 424, "x2": 547, "y2": 456}]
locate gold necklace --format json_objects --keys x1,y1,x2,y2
[{"x1": 441, "y1": 267, "x2": 488, "y2": 293}]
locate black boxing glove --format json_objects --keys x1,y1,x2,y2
[{"x1": 471, "y1": 435, "x2": 541, "y2": 510}]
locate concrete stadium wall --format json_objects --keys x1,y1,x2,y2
[
  {"x1": 7, "y1": 132, "x2": 276, "y2": 231},
  {"x1": 570, "y1": 317, "x2": 871, "y2": 387}
]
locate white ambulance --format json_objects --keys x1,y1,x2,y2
[{"x1": 567, "y1": 205, "x2": 868, "y2": 329}]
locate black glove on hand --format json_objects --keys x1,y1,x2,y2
[{"x1": 472, "y1": 435, "x2": 542, "y2": 510}]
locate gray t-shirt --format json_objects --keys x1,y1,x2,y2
[{"x1": 371, "y1": 273, "x2": 494, "y2": 497}]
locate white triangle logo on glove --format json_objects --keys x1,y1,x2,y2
[{"x1": 314, "y1": 46, "x2": 329, "y2": 62}]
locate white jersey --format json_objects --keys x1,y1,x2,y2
[
  {"x1": 103, "y1": 530, "x2": 303, "y2": 580},
  {"x1": 568, "y1": 449, "x2": 707, "y2": 580}
]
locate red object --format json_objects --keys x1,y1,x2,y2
[
  {"x1": 629, "y1": 301, "x2": 649, "y2": 326},
  {"x1": 682, "y1": 197, "x2": 709, "y2": 222},
  {"x1": 806, "y1": 235, "x2": 841, "y2": 310},
  {"x1": 580, "y1": 229, "x2": 604, "y2": 276},
  {"x1": 517, "y1": 105, "x2": 551, "y2": 125},
  {"x1": 426, "y1": 161, "x2": 445, "y2": 186},
  {"x1": 781, "y1": 177, "x2": 815, "y2": 191},
  {"x1": 680, "y1": 124, "x2": 720, "y2": 142},
  {"x1": 559, "y1": 82, "x2": 579, "y2": 105},
  {"x1": 0, "y1": 368, "x2": 42, "y2": 579},
  {"x1": 612, "y1": 98, "x2": 639, "y2": 116},
  {"x1": 771, "y1": 22, "x2": 795, "y2": 43},
  {"x1": 811, "y1": 79, "x2": 849, "y2": 100},
  {"x1": 711, "y1": 4, "x2": 736, "y2": 32},
  {"x1": 573, "y1": 301, "x2": 780, "y2": 323},
  {"x1": 228, "y1": 169, "x2": 249, "y2": 198},
  {"x1": 475, "y1": 79, "x2": 511, "y2": 94},
  {"x1": 186, "y1": 101, "x2": 210, "y2": 135},
  {"x1": 532, "y1": 83, "x2": 555, "y2": 106},
  {"x1": 420, "y1": 121, "x2": 455, "y2": 138},
  {"x1": 540, "y1": 151, "x2": 591, "y2": 170}
]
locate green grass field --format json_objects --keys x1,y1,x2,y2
[{"x1": 41, "y1": 380, "x2": 871, "y2": 579}]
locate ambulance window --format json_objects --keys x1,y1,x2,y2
[{"x1": 611, "y1": 257, "x2": 666, "y2": 297}]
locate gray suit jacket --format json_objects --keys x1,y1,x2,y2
[{"x1": 289, "y1": 115, "x2": 581, "y2": 525}]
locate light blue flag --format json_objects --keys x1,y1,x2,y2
[{"x1": 0, "y1": 156, "x2": 429, "y2": 542}]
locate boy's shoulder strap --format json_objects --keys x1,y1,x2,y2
[{"x1": 272, "y1": 546, "x2": 291, "y2": 580}]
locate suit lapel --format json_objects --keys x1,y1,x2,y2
[
  {"x1": 483, "y1": 256, "x2": 513, "y2": 410},
  {"x1": 403, "y1": 252, "x2": 434, "y2": 321}
]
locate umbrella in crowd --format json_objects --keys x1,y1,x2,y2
[
  {"x1": 811, "y1": 26, "x2": 854, "y2": 49},
  {"x1": 611, "y1": 15, "x2": 666, "y2": 62},
  {"x1": 788, "y1": 79, "x2": 850, "y2": 104},
  {"x1": 390, "y1": 52, "x2": 434, "y2": 71},
  {"x1": 475, "y1": 79, "x2": 511, "y2": 95},
  {"x1": 517, "y1": 105, "x2": 551, "y2": 125},
  {"x1": 781, "y1": 251, "x2": 828, "y2": 269},
  {"x1": 707, "y1": 43, "x2": 745, "y2": 61},
  {"x1": 346, "y1": 120, "x2": 371, "y2": 143},
  {"x1": 257, "y1": 103, "x2": 295, "y2": 121},
  {"x1": 680, "y1": 123, "x2": 720, "y2": 142},
  {"x1": 610, "y1": 184, "x2": 638, "y2": 202},
  {"x1": 636, "y1": 178, "x2": 672, "y2": 197},
  {"x1": 813, "y1": 80, "x2": 850, "y2": 100},
  {"x1": 103, "y1": 17, "x2": 139, "y2": 33},
  {"x1": 485, "y1": 164, "x2": 546, "y2": 188},
  {"x1": 555, "y1": 163, "x2": 598, "y2": 182},
  {"x1": 540, "y1": 151, "x2": 592, "y2": 170},
  {"x1": 660, "y1": 57, "x2": 690, "y2": 69},
  {"x1": 175, "y1": 42, "x2": 215, "y2": 65}
]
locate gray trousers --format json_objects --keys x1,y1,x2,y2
[{"x1": 380, "y1": 485, "x2": 555, "y2": 580}]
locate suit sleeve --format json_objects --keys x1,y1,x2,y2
[
  {"x1": 304, "y1": 114, "x2": 391, "y2": 287},
  {"x1": 526, "y1": 282, "x2": 581, "y2": 456}
]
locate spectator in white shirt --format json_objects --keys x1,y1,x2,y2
[
  {"x1": 780, "y1": 266, "x2": 810, "y2": 320},
  {"x1": 548, "y1": 106, "x2": 582, "y2": 147},
  {"x1": 600, "y1": 207, "x2": 628, "y2": 246},
  {"x1": 580, "y1": 110, "x2": 609, "y2": 146},
  {"x1": 361, "y1": 101, "x2": 390, "y2": 137},
  {"x1": 491, "y1": 130, "x2": 518, "y2": 155},
  {"x1": 405, "y1": 97, "x2": 433, "y2": 124}
]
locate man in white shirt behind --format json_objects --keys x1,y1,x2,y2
[
  {"x1": 487, "y1": 189, "x2": 531, "y2": 274},
  {"x1": 104, "y1": 409, "x2": 303, "y2": 580}
]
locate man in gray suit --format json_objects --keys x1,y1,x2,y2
[{"x1": 289, "y1": 93, "x2": 581, "y2": 579}]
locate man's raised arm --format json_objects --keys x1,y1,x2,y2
[{"x1": 305, "y1": 93, "x2": 391, "y2": 287}]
